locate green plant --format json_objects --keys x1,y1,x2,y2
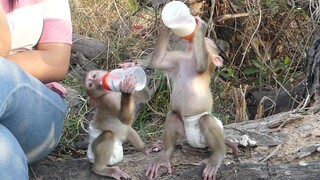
[{"x1": 241, "y1": 58, "x2": 290, "y2": 85}]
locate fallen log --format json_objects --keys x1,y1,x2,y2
[
  {"x1": 29, "y1": 110, "x2": 320, "y2": 180},
  {"x1": 29, "y1": 155, "x2": 320, "y2": 180},
  {"x1": 167, "y1": 160, "x2": 320, "y2": 180}
]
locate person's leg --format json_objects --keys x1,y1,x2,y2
[
  {"x1": 0, "y1": 124, "x2": 28, "y2": 180},
  {"x1": 0, "y1": 58, "x2": 67, "y2": 166}
]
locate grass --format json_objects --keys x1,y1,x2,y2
[{"x1": 59, "y1": 0, "x2": 316, "y2": 157}]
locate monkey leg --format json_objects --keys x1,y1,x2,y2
[
  {"x1": 162, "y1": 111, "x2": 185, "y2": 154},
  {"x1": 127, "y1": 127, "x2": 145, "y2": 152},
  {"x1": 127, "y1": 127, "x2": 163, "y2": 155},
  {"x1": 145, "y1": 111, "x2": 184, "y2": 179},
  {"x1": 199, "y1": 115, "x2": 226, "y2": 180},
  {"x1": 91, "y1": 131, "x2": 129, "y2": 179}
]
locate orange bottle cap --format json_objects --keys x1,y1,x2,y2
[
  {"x1": 101, "y1": 72, "x2": 111, "y2": 91},
  {"x1": 180, "y1": 21, "x2": 199, "y2": 41}
]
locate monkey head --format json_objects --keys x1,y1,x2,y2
[
  {"x1": 204, "y1": 37, "x2": 223, "y2": 68},
  {"x1": 83, "y1": 70, "x2": 108, "y2": 98}
]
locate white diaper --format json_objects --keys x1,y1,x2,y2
[
  {"x1": 87, "y1": 123, "x2": 123, "y2": 165},
  {"x1": 183, "y1": 112, "x2": 223, "y2": 148}
]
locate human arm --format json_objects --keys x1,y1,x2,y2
[
  {"x1": 6, "y1": 0, "x2": 72, "y2": 83},
  {"x1": 7, "y1": 43, "x2": 71, "y2": 83},
  {"x1": 0, "y1": 3, "x2": 11, "y2": 58}
]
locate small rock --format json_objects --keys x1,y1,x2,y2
[
  {"x1": 239, "y1": 135, "x2": 257, "y2": 147},
  {"x1": 285, "y1": 170, "x2": 291, "y2": 176},
  {"x1": 311, "y1": 129, "x2": 320, "y2": 137},
  {"x1": 299, "y1": 160, "x2": 308, "y2": 166},
  {"x1": 299, "y1": 124, "x2": 314, "y2": 131}
]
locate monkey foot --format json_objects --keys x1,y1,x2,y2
[
  {"x1": 109, "y1": 166, "x2": 130, "y2": 180},
  {"x1": 196, "y1": 158, "x2": 221, "y2": 180},
  {"x1": 144, "y1": 141, "x2": 164, "y2": 155},
  {"x1": 145, "y1": 157, "x2": 172, "y2": 179}
]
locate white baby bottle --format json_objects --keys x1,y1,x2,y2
[
  {"x1": 100, "y1": 66, "x2": 147, "y2": 92},
  {"x1": 161, "y1": 1, "x2": 197, "y2": 41}
]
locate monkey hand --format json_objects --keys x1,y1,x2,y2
[
  {"x1": 196, "y1": 156, "x2": 223, "y2": 180},
  {"x1": 145, "y1": 154, "x2": 172, "y2": 179},
  {"x1": 194, "y1": 16, "x2": 206, "y2": 29},
  {"x1": 119, "y1": 62, "x2": 138, "y2": 69},
  {"x1": 144, "y1": 141, "x2": 164, "y2": 155},
  {"x1": 119, "y1": 75, "x2": 137, "y2": 94}
]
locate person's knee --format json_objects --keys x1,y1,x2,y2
[{"x1": 0, "y1": 124, "x2": 28, "y2": 180}]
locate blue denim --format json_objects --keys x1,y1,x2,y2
[{"x1": 0, "y1": 57, "x2": 68, "y2": 179}]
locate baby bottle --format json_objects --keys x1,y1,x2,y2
[
  {"x1": 161, "y1": 1, "x2": 197, "y2": 41},
  {"x1": 100, "y1": 66, "x2": 147, "y2": 92}
]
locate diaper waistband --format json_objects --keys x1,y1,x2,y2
[
  {"x1": 184, "y1": 112, "x2": 211, "y2": 123},
  {"x1": 183, "y1": 112, "x2": 223, "y2": 130}
]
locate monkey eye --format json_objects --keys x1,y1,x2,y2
[
  {"x1": 88, "y1": 82, "x2": 93, "y2": 88},
  {"x1": 92, "y1": 72, "x2": 97, "y2": 79}
]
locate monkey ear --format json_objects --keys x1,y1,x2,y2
[{"x1": 212, "y1": 55, "x2": 223, "y2": 67}]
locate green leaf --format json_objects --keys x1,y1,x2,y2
[
  {"x1": 284, "y1": 56, "x2": 290, "y2": 64},
  {"x1": 241, "y1": 68, "x2": 260, "y2": 75},
  {"x1": 274, "y1": 63, "x2": 288, "y2": 71},
  {"x1": 252, "y1": 59, "x2": 264, "y2": 69}
]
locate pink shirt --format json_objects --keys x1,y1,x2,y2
[{"x1": 1, "y1": 0, "x2": 72, "y2": 54}]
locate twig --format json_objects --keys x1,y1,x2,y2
[
  {"x1": 237, "y1": 0, "x2": 262, "y2": 75},
  {"x1": 255, "y1": 96, "x2": 276, "y2": 119},
  {"x1": 132, "y1": 1, "x2": 151, "y2": 16},
  {"x1": 29, "y1": 167, "x2": 38, "y2": 179},
  {"x1": 214, "y1": 11, "x2": 257, "y2": 23},
  {"x1": 207, "y1": 0, "x2": 216, "y2": 38},
  {"x1": 146, "y1": 103, "x2": 167, "y2": 117},
  {"x1": 259, "y1": 144, "x2": 282, "y2": 162},
  {"x1": 113, "y1": 0, "x2": 130, "y2": 32}
]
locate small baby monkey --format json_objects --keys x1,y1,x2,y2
[
  {"x1": 145, "y1": 17, "x2": 237, "y2": 180},
  {"x1": 83, "y1": 63, "x2": 150, "y2": 180}
]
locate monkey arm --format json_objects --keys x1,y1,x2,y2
[
  {"x1": 192, "y1": 19, "x2": 209, "y2": 74},
  {"x1": 119, "y1": 93, "x2": 135, "y2": 125},
  {"x1": 152, "y1": 25, "x2": 178, "y2": 71},
  {"x1": 133, "y1": 86, "x2": 151, "y2": 103}
]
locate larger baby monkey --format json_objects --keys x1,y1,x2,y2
[
  {"x1": 83, "y1": 63, "x2": 150, "y2": 180},
  {"x1": 145, "y1": 17, "x2": 230, "y2": 180}
]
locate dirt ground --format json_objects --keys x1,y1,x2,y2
[{"x1": 28, "y1": 112, "x2": 320, "y2": 179}]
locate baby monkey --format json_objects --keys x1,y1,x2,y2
[
  {"x1": 83, "y1": 63, "x2": 150, "y2": 180},
  {"x1": 145, "y1": 17, "x2": 238, "y2": 180}
]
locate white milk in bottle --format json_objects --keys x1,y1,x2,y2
[{"x1": 161, "y1": 1, "x2": 197, "y2": 41}]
